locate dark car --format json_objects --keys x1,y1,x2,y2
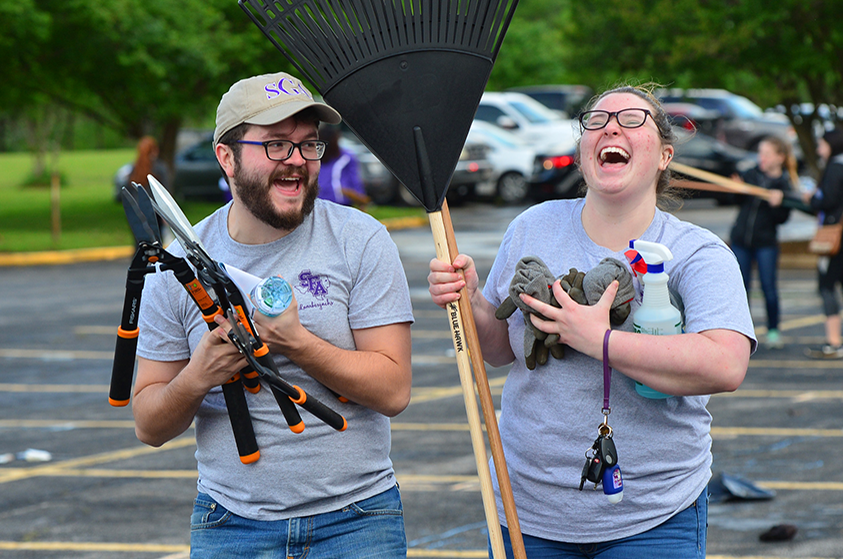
[
  {"x1": 671, "y1": 128, "x2": 757, "y2": 203},
  {"x1": 393, "y1": 140, "x2": 495, "y2": 206},
  {"x1": 657, "y1": 89, "x2": 799, "y2": 157},
  {"x1": 113, "y1": 133, "x2": 224, "y2": 202},
  {"x1": 507, "y1": 84, "x2": 595, "y2": 118},
  {"x1": 169, "y1": 134, "x2": 225, "y2": 200},
  {"x1": 530, "y1": 149, "x2": 579, "y2": 200},
  {"x1": 663, "y1": 102, "x2": 725, "y2": 139}
]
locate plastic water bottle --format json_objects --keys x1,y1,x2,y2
[
  {"x1": 629, "y1": 240, "x2": 684, "y2": 399},
  {"x1": 250, "y1": 276, "x2": 293, "y2": 317}
]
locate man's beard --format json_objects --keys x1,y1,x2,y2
[{"x1": 232, "y1": 158, "x2": 318, "y2": 232}]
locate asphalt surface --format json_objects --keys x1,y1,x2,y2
[{"x1": 1, "y1": 200, "x2": 842, "y2": 558}]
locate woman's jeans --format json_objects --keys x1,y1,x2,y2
[
  {"x1": 190, "y1": 485, "x2": 406, "y2": 558},
  {"x1": 493, "y1": 489, "x2": 708, "y2": 559},
  {"x1": 732, "y1": 243, "x2": 780, "y2": 330}
]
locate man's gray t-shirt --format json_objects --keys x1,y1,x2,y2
[
  {"x1": 137, "y1": 199, "x2": 414, "y2": 520},
  {"x1": 483, "y1": 198, "x2": 756, "y2": 543}
]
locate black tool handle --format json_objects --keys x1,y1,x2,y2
[
  {"x1": 109, "y1": 253, "x2": 148, "y2": 407},
  {"x1": 257, "y1": 352, "x2": 347, "y2": 432},
  {"x1": 221, "y1": 374, "x2": 260, "y2": 464},
  {"x1": 165, "y1": 255, "x2": 263, "y2": 461},
  {"x1": 109, "y1": 328, "x2": 139, "y2": 407},
  {"x1": 268, "y1": 383, "x2": 306, "y2": 433},
  {"x1": 291, "y1": 385, "x2": 348, "y2": 432}
]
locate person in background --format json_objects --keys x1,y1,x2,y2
[
  {"x1": 218, "y1": 175, "x2": 233, "y2": 203},
  {"x1": 128, "y1": 136, "x2": 169, "y2": 234},
  {"x1": 803, "y1": 128, "x2": 843, "y2": 358},
  {"x1": 728, "y1": 135, "x2": 794, "y2": 349},
  {"x1": 128, "y1": 136, "x2": 169, "y2": 193},
  {"x1": 132, "y1": 71, "x2": 413, "y2": 557},
  {"x1": 428, "y1": 83, "x2": 754, "y2": 558},
  {"x1": 317, "y1": 123, "x2": 370, "y2": 208}
]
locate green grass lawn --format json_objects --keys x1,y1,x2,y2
[{"x1": 0, "y1": 150, "x2": 424, "y2": 253}]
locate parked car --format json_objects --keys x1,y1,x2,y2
[
  {"x1": 672, "y1": 127, "x2": 757, "y2": 203},
  {"x1": 113, "y1": 133, "x2": 224, "y2": 202},
  {"x1": 337, "y1": 134, "x2": 399, "y2": 205},
  {"x1": 466, "y1": 121, "x2": 538, "y2": 204},
  {"x1": 340, "y1": 130, "x2": 494, "y2": 206},
  {"x1": 663, "y1": 102, "x2": 724, "y2": 138},
  {"x1": 475, "y1": 91, "x2": 579, "y2": 151},
  {"x1": 506, "y1": 84, "x2": 594, "y2": 118},
  {"x1": 530, "y1": 150, "x2": 580, "y2": 200},
  {"x1": 657, "y1": 89, "x2": 799, "y2": 156}
]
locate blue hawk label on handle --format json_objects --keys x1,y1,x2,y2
[{"x1": 251, "y1": 276, "x2": 293, "y2": 317}]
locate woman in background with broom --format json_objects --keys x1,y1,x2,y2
[
  {"x1": 727, "y1": 135, "x2": 794, "y2": 350},
  {"x1": 429, "y1": 84, "x2": 755, "y2": 558}
]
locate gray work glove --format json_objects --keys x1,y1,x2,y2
[
  {"x1": 582, "y1": 257, "x2": 635, "y2": 325},
  {"x1": 494, "y1": 256, "x2": 566, "y2": 370},
  {"x1": 494, "y1": 256, "x2": 635, "y2": 370}
]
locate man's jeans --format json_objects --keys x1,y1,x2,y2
[
  {"x1": 493, "y1": 489, "x2": 708, "y2": 559},
  {"x1": 190, "y1": 485, "x2": 406, "y2": 558}
]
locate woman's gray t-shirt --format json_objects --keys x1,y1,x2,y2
[{"x1": 483, "y1": 198, "x2": 755, "y2": 542}]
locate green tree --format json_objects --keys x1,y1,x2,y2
[
  {"x1": 557, "y1": 0, "x2": 843, "y2": 175},
  {"x1": 489, "y1": 0, "x2": 568, "y2": 89},
  {"x1": 10, "y1": 0, "x2": 296, "y2": 177}
]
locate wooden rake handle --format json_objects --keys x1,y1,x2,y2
[
  {"x1": 428, "y1": 200, "x2": 526, "y2": 559},
  {"x1": 670, "y1": 161, "x2": 774, "y2": 201}
]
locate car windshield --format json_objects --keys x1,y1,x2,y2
[
  {"x1": 693, "y1": 95, "x2": 765, "y2": 119},
  {"x1": 472, "y1": 126, "x2": 525, "y2": 148},
  {"x1": 508, "y1": 98, "x2": 559, "y2": 124},
  {"x1": 723, "y1": 96, "x2": 765, "y2": 119}
]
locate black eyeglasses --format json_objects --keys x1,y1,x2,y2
[
  {"x1": 236, "y1": 139, "x2": 328, "y2": 161},
  {"x1": 579, "y1": 109, "x2": 653, "y2": 131}
]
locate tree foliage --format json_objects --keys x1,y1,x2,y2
[
  {"x1": 552, "y1": 0, "x2": 843, "y2": 171},
  {"x1": 6, "y1": 0, "x2": 297, "y2": 171}
]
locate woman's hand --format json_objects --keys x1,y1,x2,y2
[
  {"x1": 428, "y1": 254, "x2": 479, "y2": 309},
  {"x1": 521, "y1": 279, "x2": 620, "y2": 360}
]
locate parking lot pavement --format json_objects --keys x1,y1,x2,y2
[{"x1": 1, "y1": 201, "x2": 842, "y2": 558}]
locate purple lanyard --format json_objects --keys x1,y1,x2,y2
[{"x1": 603, "y1": 329, "x2": 612, "y2": 414}]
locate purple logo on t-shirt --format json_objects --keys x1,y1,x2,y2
[{"x1": 296, "y1": 270, "x2": 331, "y2": 304}]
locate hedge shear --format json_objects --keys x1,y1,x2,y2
[{"x1": 111, "y1": 181, "x2": 346, "y2": 464}]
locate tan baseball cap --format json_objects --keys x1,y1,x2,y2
[{"x1": 213, "y1": 72, "x2": 341, "y2": 145}]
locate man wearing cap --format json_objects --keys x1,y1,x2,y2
[{"x1": 132, "y1": 72, "x2": 413, "y2": 557}]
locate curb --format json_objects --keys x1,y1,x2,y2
[{"x1": 0, "y1": 216, "x2": 430, "y2": 267}]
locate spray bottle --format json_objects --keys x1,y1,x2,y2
[{"x1": 628, "y1": 239, "x2": 684, "y2": 399}]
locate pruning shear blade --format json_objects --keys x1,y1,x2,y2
[{"x1": 121, "y1": 185, "x2": 161, "y2": 245}]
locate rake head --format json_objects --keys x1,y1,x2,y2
[{"x1": 240, "y1": 0, "x2": 518, "y2": 211}]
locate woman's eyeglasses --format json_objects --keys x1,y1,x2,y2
[{"x1": 579, "y1": 109, "x2": 653, "y2": 131}]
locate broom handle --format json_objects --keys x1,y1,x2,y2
[
  {"x1": 670, "y1": 162, "x2": 774, "y2": 201},
  {"x1": 430, "y1": 201, "x2": 527, "y2": 559}
]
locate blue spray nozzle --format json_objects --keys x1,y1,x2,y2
[{"x1": 629, "y1": 239, "x2": 673, "y2": 270}]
